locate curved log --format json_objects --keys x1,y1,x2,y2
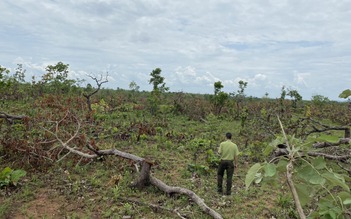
[
  {"x1": 46, "y1": 118, "x2": 223, "y2": 219},
  {"x1": 150, "y1": 176, "x2": 223, "y2": 219}
]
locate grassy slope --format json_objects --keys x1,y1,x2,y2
[
  {"x1": 2, "y1": 95, "x2": 348, "y2": 218},
  {"x1": 0, "y1": 109, "x2": 297, "y2": 219}
]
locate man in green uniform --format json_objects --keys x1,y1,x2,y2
[{"x1": 217, "y1": 132, "x2": 239, "y2": 195}]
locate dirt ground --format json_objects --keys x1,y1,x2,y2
[{"x1": 11, "y1": 188, "x2": 65, "y2": 219}]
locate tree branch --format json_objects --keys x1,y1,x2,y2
[
  {"x1": 149, "y1": 176, "x2": 223, "y2": 219},
  {"x1": 0, "y1": 111, "x2": 27, "y2": 123},
  {"x1": 46, "y1": 116, "x2": 223, "y2": 219},
  {"x1": 117, "y1": 197, "x2": 187, "y2": 219},
  {"x1": 286, "y1": 161, "x2": 306, "y2": 219},
  {"x1": 299, "y1": 117, "x2": 350, "y2": 138},
  {"x1": 307, "y1": 152, "x2": 351, "y2": 161},
  {"x1": 313, "y1": 138, "x2": 350, "y2": 148}
]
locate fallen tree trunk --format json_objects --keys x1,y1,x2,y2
[
  {"x1": 313, "y1": 138, "x2": 350, "y2": 148},
  {"x1": 46, "y1": 119, "x2": 223, "y2": 219},
  {"x1": 98, "y1": 149, "x2": 222, "y2": 218},
  {"x1": 150, "y1": 176, "x2": 223, "y2": 219}
]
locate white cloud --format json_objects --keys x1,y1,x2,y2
[
  {"x1": 294, "y1": 72, "x2": 310, "y2": 87},
  {"x1": 173, "y1": 66, "x2": 197, "y2": 84},
  {"x1": 0, "y1": 0, "x2": 351, "y2": 99}
]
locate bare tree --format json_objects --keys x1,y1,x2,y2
[{"x1": 83, "y1": 73, "x2": 108, "y2": 112}]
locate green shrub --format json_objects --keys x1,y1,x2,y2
[{"x1": 0, "y1": 167, "x2": 27, "y2": 188}]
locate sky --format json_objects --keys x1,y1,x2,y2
[{"x1": 1, "y1": 0, "x2": 351, "y2": 100}]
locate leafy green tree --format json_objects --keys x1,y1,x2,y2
[
  {"x1": 148, "y1": 68, "x2": 169, "y2": 115},
  {"x1": 40, "y1": 62, "x2": 76, "y2": 94},
  {"x1": 43, "y1": 61, "x2": 69, "y2": 83},
  {"x1": 129, "y1": 81, "x2": 140, "y2": 103},
  {"x1": 214, "y1": 81, "x2": 224, "y2": 95},
  {"x1": 129, "y1": 81, "x2": 140, "y2": 92},
  {"x1": 0, "y1": 65, "x2": 28, "y2": 100},
  {"x1": 311, "y1": 94, "x2": 330, "y2": 107},
  {"x1": 211, "y1": 81, "x2": 229, "y2": 114},
  {"x1": 0, "y1": 65, "x2": 10, "y2": 93},
  {"x1": 0, "y1": 65, "x2": 10, "y2": 81},
  {"x1": 230, "y1": 80, "x2": 248, "y2": 118},
  {"x1": 14, "y1": 64, "x2": 26, "y2": 83},
  {"x1": 279, "y1": 86, "x2": 287, "y2": 113},
  {"x1": 149, "y1": 68, "x2": 168, "y2": 93},
  {"x1": 263, "y1": 92, "x2": 269, "y2": 99},
  {"x1": 287, "y1": 89, "x2": 302, "y2": 108},
  {"x1": 339, "y1": 89, "x2": 351, "y2": 99},
  {"x1": 10, "y1": 64, "x2": 27, "y2": 100},
  {"x1": 238, "y1": 80, "x2": 248, "y2": 97}
]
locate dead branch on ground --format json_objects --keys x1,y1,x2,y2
[
  {"x1": 118, "y1": 197, "x2": 188, "y2": 219},
  {"x1": 273, "y1": 147, "x2": 351, "y2": 162},
  {"x1": 307, "y1": 152, "x2": 351, "y2": 161},
  {"x1": 44, "y1": 115, "x2": 223, "y2": 219},
  {"x1": 313, "y1": 138, "x2": 350, "y2": 148},
  {"x1": 0, "y1": 112, "x2": 27, "y2": 124},
  {"x1": 299, "y1": 117, "x2": 350, "y2": 139}
]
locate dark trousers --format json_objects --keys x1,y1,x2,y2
[{"x1": 217, "y1": 160, "x2": 234, "y2": 195}]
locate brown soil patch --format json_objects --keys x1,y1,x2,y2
[{"x1": 13, "y1": 188, "x2": 65, "y2": 219}]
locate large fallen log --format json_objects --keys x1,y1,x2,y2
[
  {"x1": 45, "y1": 117, "x2": 223, "y2": 219},
  {"x1": 150, "y1": 176, "x2": 223, "y2": 219}
]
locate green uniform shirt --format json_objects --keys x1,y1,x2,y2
[{"x1": 218, "y1": 140, "x2": 239, "y2": 160}]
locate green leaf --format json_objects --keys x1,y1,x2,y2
[
  {"x1": 343, "y1": 198, "x2": 351, "y2": 205},
  {"x1": 312, "y1": 157, "x2": 326, "y2": 170},
  {"x1": 322, "y1": 172, "x2": 350, "y2": 192},
  {"x1": 295, "y1": 184, "x2": 311, "y2": 206},
  {"x1": 339, "y1": 89, "x2": 351, "y2": 99},
  {"x1": 297, "y1": 164, "x2": 325, "y2": 185},
  {"x1": 254, "y1": 172, "x2": 263, "y2": 184},
  {"x1": 264, "y1": 163, "x2": 276, "y2": 177},
  {"x1": 0, "y1": 167, "x2": 12, "y2": 180},
  {"x1": 329, "y1": 210, "x2": 337, "y2": 219},
  {"x1": 276, "y1": 159, "x2": 288, "y2": 172},
  {"x1": 263, "y1": 145, "x2": 275, "y2": 157},
  {"x1": 245, "y1": 163, "x2": 261, "y2": 190},
  {"x1": 10, "y1": 169, "x2": 26, "y2": 184},
  {"x1": 338, "y1": 191, "x2": 351, "y2": 203},
  {"x1": 309, "y1": 174, "x2": 326, "y2": 185}
]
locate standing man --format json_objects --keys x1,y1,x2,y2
[{"x1": 217, "y1": 132, "x2": 239, "y2": 195}]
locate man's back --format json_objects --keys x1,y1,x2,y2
[{"x1": 219, "y1": 140, "x2": 238, "y2": 160}]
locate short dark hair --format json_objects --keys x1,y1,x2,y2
[{"x1": 226, "y1": 132, "x2": 232, "y2": 139}]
